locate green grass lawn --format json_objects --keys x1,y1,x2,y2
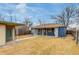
[{"x1": 0, "y1": 35, "x2": 79, "y2": 55}]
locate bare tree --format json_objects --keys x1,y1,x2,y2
[
  {"x1": 51, "y1": 6, "x2": 74, "y2": 27},
  {"x1": 38, "y1": 18, "x2": 46, "y2": 25},
  {"x1": 14, "y1": 14, "x2": 17, "y2": 22},
  {"x1": 65, "y1": 7, "x2": 75, "y2": 26},
  {"x1": 38, "y1": 19, "x2": 43, "y2": 25},
  {"x1": 6, "y1": 9, "x2": 14, "y2": 22},
  {"x1": 0, "y1": 14, "x2": 5, "y2": 21},
  {"x1": 24, "y1": 16, "x2": 33, "y2": 32},
  {"x1": 24, "y1": 17, "x2": 30, "y2": 26},
  {"x1": 51, "y1": 12, "x2": 65, "y2": 25},
  {"x1": 53, "y1": 6, "x2": 79, "y2": 44},
  {"x1": 51, "y1": 6, "x2": 79, "y2": 44},
  {"x1": 73, "y1": 7, "x2": 79, "y2": 44}
]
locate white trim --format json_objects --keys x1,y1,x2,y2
[
  {"x1": 12, "y1": 28, "x2": 15, "y2": 40},
  {"x1": 54, "y1": 28, "x2": 58, "y2": 37}
]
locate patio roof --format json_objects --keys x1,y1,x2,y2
[
  {"x1": 0, "y1": 21, "x2": 24, "y2": 26},
  {"x1": 33, "y1": 23, "x2": 65, "y2": 29}
]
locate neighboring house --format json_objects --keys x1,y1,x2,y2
[
  {"x1": 15, "y1": 25, "x2": 30, "y2": 35},
  {"x1": 0, "y1": 21, "x2": 23, "y2": 46},
  {"x1": 67, "y1": 24, "x2": 79, "y2": 42},
  {"x1": 32, "y1": 23, "x2": 66, "y2": 37}
]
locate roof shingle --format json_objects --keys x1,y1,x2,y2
[{"x1": 33, "y1": 24, "x2": 65, "y2": 29}]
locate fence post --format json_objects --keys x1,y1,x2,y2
[{"x1": 76, "y1": 30, "x2": 78, "y2": 44}]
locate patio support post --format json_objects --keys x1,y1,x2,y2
[
  {"x1": 42, "y1": 29, "x2": 43, "y2": 35},
  {"x1": 54, "y1": 28, "x2": 58, "y2": 37},
  {"x1": 36, "y1": 29, "x2": 38, "y2": 35},
  {"x1": 42, "y1": 29, "x2": 44, "y2": 35},
  {"x1": 75, "y1": 28, "x2": 79, "y2": 45},
  {"x1": 46, "y1": 28, "x2": 47, "y2": 35},
  {"x1": 16, "y1": 27, "x2": 19, "y2": 36},
  {"x1": 13, "y1": 28, "x2": 15, "y2": 40}
]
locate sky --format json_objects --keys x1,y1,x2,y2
[{"x1": 0, "y1": 3, "x2": 79, "y2": 26}]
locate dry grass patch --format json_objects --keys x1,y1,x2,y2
[
  {"x1": 0, "y1": 35, "x2": 79, "y2": 55},
  {"x1": 16, "y1": 35, "x2": 32, "y2": 39}
]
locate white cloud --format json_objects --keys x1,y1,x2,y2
[
  {"x1": 15, "y1": 3, "x2": 55, "y2": 24},
  {"x1": 16, "y1": 3, "x2": 54, "y2": 16},
  {"x1": 16, "y1": 3, "x2": 27, "y2": 15},
  {"x1": 33, "y1": 22, "x2": 39, "y2": 26},
  {"x1": 29, "y1": 7, "x2": 53, "y2": 15}
]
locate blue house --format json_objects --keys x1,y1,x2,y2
[{"x1": 32, "y1": 24, "x2": 66, "y2": 37}]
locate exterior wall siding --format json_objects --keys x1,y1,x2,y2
[
  {"x1": 58, "y1": 27, "x2": 66, "y2": 37},
  {"x1": 32, "y1": 27, "x2": 66, "y2": 37},
  {"x1": 47, "y1": 30, "x2": 54, "y2": 36},
  {"x1": 0, "y1": 25, "x2": 16, "y2": 46},
  {"x1": 6, "y1": 26, "x2": 15, "y2": 42},
  {"x1": 32, "y1": 29, "x2": 38, "y2": 35},
  {"x1": 0, "y1": 25, "x2": 6, "y2": 46}
]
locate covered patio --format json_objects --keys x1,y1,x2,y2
[{"x1": 32, "y1": 24, "x2": 66, "y2": 37}]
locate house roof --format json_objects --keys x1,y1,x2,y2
[
  {"x1": 67, "y1": 28, "x2": 79, "y2": 32},
  {"x1": 33, "y1": 23, "x2": 65, "y2": 29},
  {"x1": 0, "y1": 21, "x2": 24, "y2": 26}
]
